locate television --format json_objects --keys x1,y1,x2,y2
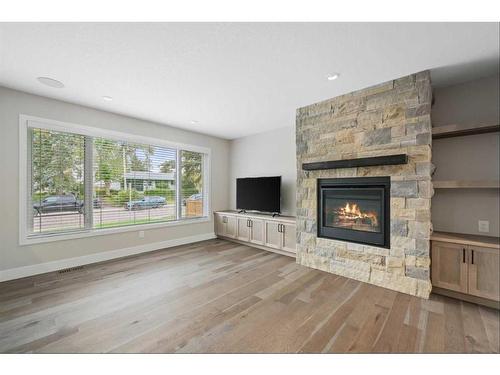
[{"x1": 236, "y1": 176, "x2": 281, "y2": 214}]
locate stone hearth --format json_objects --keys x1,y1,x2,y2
[{"x1": 295, "y1": 71, "x2": 433, "y2": 298}]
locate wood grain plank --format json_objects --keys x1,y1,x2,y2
[{"x1": 0, "y1": 239, "x2": 498, "y2": 353}]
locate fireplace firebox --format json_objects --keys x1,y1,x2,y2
[{"x1": 317, "y1": 177, "x2": 390, "y2": 248}]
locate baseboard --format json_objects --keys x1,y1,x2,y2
[
  {"x1": 0, "y1": 232, "x2": 216, "y2": 282},
  {"x1": 217, "y1": 235, "x2": 296, "y2": 259},
  {"x1": 432, "y1": 286, "x2": 500, "y2": 310}
]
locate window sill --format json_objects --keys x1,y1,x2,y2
[{"x1": 20, "y1": 216, "x2": 211, "y2": 246}]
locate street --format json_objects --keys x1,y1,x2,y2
[{"x1": 31, "y1": 204, "x2": 189, "y2": 233}]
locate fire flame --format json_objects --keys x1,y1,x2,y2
[{"x1": 339, "y1": 202, "x2": 378, "y2": 227}]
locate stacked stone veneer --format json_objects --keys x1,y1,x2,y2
[{"x1": 296, "y1": 71, "x2": 433, "y2": 298}]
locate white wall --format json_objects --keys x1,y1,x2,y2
[
  {"x1": 0, "y1": 86, "x2": 230, "y2": 275},
  {"x1": 229, "y1": 126, "x2": 296, "y2": 216},
  {"x1": 431, "y1": 74, "x2": 500, "y2": 236}
]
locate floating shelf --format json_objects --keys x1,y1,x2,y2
[
  {"x1": 432, "y1": 123, "x2": 499, "y2": 139},
  {"x1": 433, "y1": 180, "x2": 500, "y2": 189}
]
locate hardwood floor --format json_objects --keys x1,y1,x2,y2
[{"x1": 0, "y1": 239, "x2": 498, "y2": 353}]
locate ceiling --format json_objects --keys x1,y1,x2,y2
[{"x1": 0, "y1": 23, "x2": 498, "y2": 139}]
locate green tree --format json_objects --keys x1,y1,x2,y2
[
  {"x1": 129, "y1": 152, "x2": 148, "y2": 171},
  {"x1": 160, "y1": 159, "x2": 176, "y2": 173},
  {"x1": 31, "y1": 128, "x2": 84, "y2": 198},
  {"x1": 94, "y1": 140, "x2": 153, "y2": 196},
  {"x1": 94, "y1": 138, "x2": 123, "y2": 196},
  {"x1": 181, "y1": 151, "x2": 202, "y2": 196}
]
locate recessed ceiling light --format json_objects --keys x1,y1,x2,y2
[
  {"x1": 37, "y1": 77, "x2": 64, "y2": 88},
  {"x1": 102, "y1": 96, "x2": 113, "y2": 102},
  {"x1": 190, "y1": 120, "x2": 199, "y2": 124},
  {"x1": 327, "y1": 73, "x2": 340, "y2": 81}
]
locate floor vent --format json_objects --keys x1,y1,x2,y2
[{"x1": 58, "y1": 266, "x2": 84, "y2": 274}]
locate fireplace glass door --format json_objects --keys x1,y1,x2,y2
[
  {"x1": 318, "y1": 177, "x2": 390, "y2": 248},
  {"x1": 323, "y1": 189, "x2": 382, "y2": 233}
]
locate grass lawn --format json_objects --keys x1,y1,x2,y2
[{"x1": 93, "y1": 215, "x2": 177, "y2": 229}]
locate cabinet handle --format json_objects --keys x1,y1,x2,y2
[
  {"x1": 471, "y1": 249, "x2": 474, "y2": 265},
  {"x1": 281, "y1": 224, "x2": 285, "y2": 234},
  {"x1": 277, "y1": 224, "x2": 281, "y2": 233},
  {"x1": 249, "y1": 220, "x2": 252, "y2": 228},
  {"x1": 462, "y1": 248, "x2": 466, "y2": 263}
]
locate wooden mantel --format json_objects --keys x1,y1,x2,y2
[{"x1": 302, "y1": 154, "x2": 408, "y2": 171}]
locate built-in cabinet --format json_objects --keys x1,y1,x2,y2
[
  {"x1": 431, "y1": 232, "x2": 500, "y2": 305},
  {"x1": 431, "y1": 241, "x2": 468, "y2": 293},
  {"x1": 430, "y1": 121, "x2": 500, "y2": 307},
  {"x1": 215, "y1": 211, "x2": 296, "y2": 257},
  {"x1": 216, "y1": 214, "x2": 237, "y2": 239}
]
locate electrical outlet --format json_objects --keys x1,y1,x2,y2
[
  {"x1": 139, "y1": 230, "x2": 145, "y2": 238},
  {"x1": 478, "y1": 220, "x2": 489, "y2": 233}
]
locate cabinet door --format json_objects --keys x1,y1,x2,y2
[
  {"x1": 236, "y1": 217, "x2": 250, "y2": 241},
  {"x1": 431, "y1": 241, "x2": 468, "y2": 293},
  {"x1": 281, "y1": 222, "x2": 297, "y2": 253},
  {"x1": 215, "y1": 213, "x2": 225, "y2": 236},
  {"x1": 249, "y1": 219, "x2": 265, "y2": 245},
  {"x1": 225, "y1": 215, "x2": 237, "y2": 239},
  {"x1": 264, "y1": 221, "x2": 281, "y2": 249},
  {"x1": 468, "y1": 246, "x2": 500, "y2": 301}
]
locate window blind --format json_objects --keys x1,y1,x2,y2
[
  {"x1": 29, "y1": 127, "x2": 86, "y2": 235},
  {"x1": 93, "y1": 138, "x2": 177, "y2": 229}
]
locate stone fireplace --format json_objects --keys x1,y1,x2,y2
[{"x1": 296, "y1": 71, "x2": 433, "y2": 298}]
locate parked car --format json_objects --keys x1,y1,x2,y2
[
  {"x1": 124, "y1": 196, "x2": 166, "y2": 210},
  {"x1": 182, "y1": 193, "x2": 202, "y2": 206},
  {"x1": 33, "y1": 194, "x2": 84, "y2": 215},
  {"x1": 93, "y1": 197, "x2": 103, "y2": 209}
]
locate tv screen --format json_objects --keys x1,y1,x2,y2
[{"x1": 236, "y1": 176, "x2": 281, "y2": 213}]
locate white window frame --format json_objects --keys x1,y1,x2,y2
[{"x1": 19, "y1": 114, "x2": 211, "y2": 245}]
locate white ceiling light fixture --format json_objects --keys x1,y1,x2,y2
[
  {"x1": 190, "y1": 120, "x2": 199, "y2": 124},
  {"x1": 37, "y1": 76, "x2": 64, "y2": 88},
  {"x1": 102, "y1": 96, "x2": 113, "y2": 102},
  {"x1": 327, "y1": 73, "x2": 340, "y2": 81}
]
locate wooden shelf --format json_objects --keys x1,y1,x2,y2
[
  {"x1": 432, "y1": 123, "x2": 499, "y2": 139},
  {"x1": 433, "y1": 180, "x2": 500, "y2": 189},
  {"x1": 431, "y1": 231, "x2": 500, "y2": 249}
]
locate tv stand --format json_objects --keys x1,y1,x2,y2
[{"x1": 214, "y1": 210, "x2": 296, "y2": 257}]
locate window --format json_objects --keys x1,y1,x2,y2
[
  {"x1": 21, "y1": 116, "x2": 209, "y2": 243},
  {"x1": 181, "y1": 150, "x2": 204, "y2": 218},
  {"x1": 93, "y1": 139, "x2": 177, "y2": 229}
]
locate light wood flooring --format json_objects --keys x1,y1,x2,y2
[{"x1": 0, "y1": 239, "x2": 498, "y2": 353}]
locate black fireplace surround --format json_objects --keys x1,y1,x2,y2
[{"x1": 317, "y1": 177, "x2": 391, "y2": 248}]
